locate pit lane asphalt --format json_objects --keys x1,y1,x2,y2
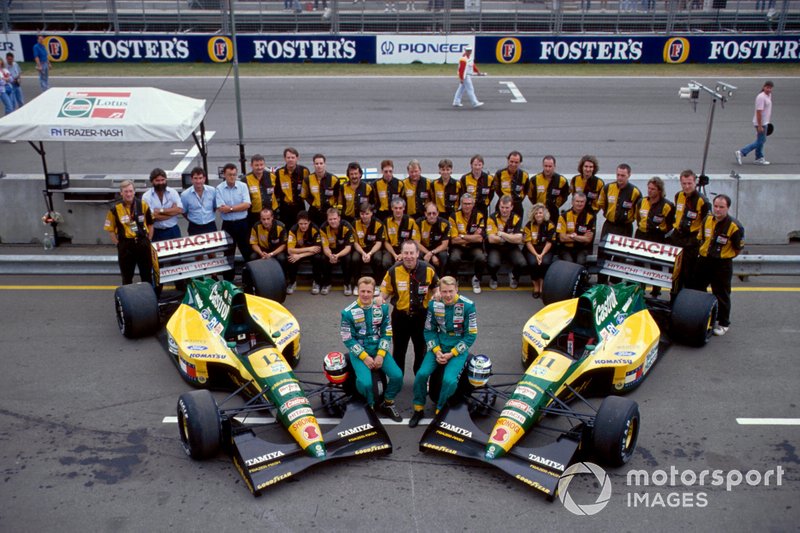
[
  {"x1": 0, "y1": 274, "x2": 797, "y2": 531},
  {"x1": 2, "y1": 76, "x2": 799, "y2": 176}
]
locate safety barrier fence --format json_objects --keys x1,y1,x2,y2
[{"x1": 2, "y1": 0, "x2": 799, "y2": 35}]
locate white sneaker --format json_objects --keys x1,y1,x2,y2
[
  {"x1": 509, "y1": 273, "x2": 518, "y2": 289},
  {"x1": 321, "y1": 285, "x2": 331, "y2": 295},
  {"x1": 489, "y1": 278, "x2": 498, "y2": 290},
  {"x1": 344, "y1": 284, "x2": 352, "y2": 296},
  {"x1": 735, "y1": 150, "x2": 743, "y2": 165},
  {"x1": 473, "y1": 102, "x2": 484, "y2": 108},
  {"x1": 713, "y1": 325, "x2": 729, "y2": 336},
  {"x1": 311, "y1": 282, "x2": 320, "y2": 295},
  {"x1": 286, "y1": 282, "x2": 296, "y2": 295},
  {"x1": 754, "y1": 158, "x2": 770, "y2": 165},
  {"x1": 452, "y1": 102, "x2": 463, "y2": 107},
  {"x1": 471, "y1": 275, "x2": 482, "y2": 294}
]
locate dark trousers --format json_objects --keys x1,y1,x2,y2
[
  {"x1": 448, "y1": 245, "x2": 487, "y2": 278},
  {"x1": 187, "y1": 221, "x2": 217, "y2": 235},
  {"x1": 391, "y1": 309, "x2": 427, "y2": 375},
  {"x1": 599, "y1": 220, "x2": 633, "y2": 283},
  {"x1": 426, "y1": 250, "x2": 449, "y2": 277},
  {"x1": 287, "y1": 253, "x2": 324, "y2": 284},
  {"x1": 670, "y1": 232, "x2": 700, "y2": 292},
  {"x1": 279, "y1": 202, "x2": 304, "y2": 227},
  {"x1": 558, "y1": 248, "x2": 590, "y2": 266},
  {"x1": 524, "y1": 249, "x2": 554, "y2": 280},
  {"x1": 487, "y1": 245, "x2": 526, "y2": 281},
  {"x1": 692, "y1": 256, "x2": 733, "y2": 327},
  {"x1": 117, "y1": 238, "x2": 152, "y2": 285},
  {"x1": 320, "y1": 252, "x2": 353, "y2": 286},
  {"x1": 351, "y1": 249, "x2": 389, "y2": 285},
  {"x1": 221, "y1": 218, "x2": 251, "y2": 281},
  {"x1": 152, "y1": 225, "x2": 181, "y2": 242}
]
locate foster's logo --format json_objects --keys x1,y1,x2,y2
[
  {"x1": 45, "y1": 36, "x2": 69, "y2": 62},
  {"x1": 208, "y1": 36, "x2": 233, "y2": 63},
  {"x1": 663, "y1": 37, "x2": 690, "y2": 64},
  {"x1": 496, "y1": 37, "x2": 521, "y2": 64}
]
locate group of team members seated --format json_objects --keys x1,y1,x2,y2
[{"x1": 243, "y1": 148, "x2": 722, "y2": 300}]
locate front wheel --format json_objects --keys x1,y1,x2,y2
[
  {"x1": 592, "y1": 396, "x2": 640, "y2": 467},
  {"x1": 177, "y1": 390, "x2": 221, "y2": 460}
]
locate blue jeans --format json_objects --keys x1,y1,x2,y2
[
  {"x1": 740, "y1": 127, "x2": 767, "y2": 160},
  {"x1": 9, "y1": 84, "x2": 24, "y2": 108},
  {"x1": 39, "y1": 64, "x2": 49, "y2": 91},
  {"x1": 152, "y1": 225, "x2": 181, "y2": 242},
  {"x1": 0, "y1": 90, "x2": 12, "y2": 115}
]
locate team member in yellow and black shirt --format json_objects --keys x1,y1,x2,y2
[
  {"x1": 486, "y1": 195, "x2": 526, "y2": 290},
  {"x1": 379, "y1": 240, "x2": 440, "y2": 375},
  {"x1": 431, "y1": 158, "x2": 461, "y2": 220},
  {"x1": 303, "y1": 153, "x2": 341, "y2": 228},
  {"x1": 320, "y1": 208, "x2": 356, "y2": 296},
  {"x1": 460, "y1": 154, "x2": 495, "y2": 218},
  {"x1": 104, "y1": 180, "x2": 154, "y2": 285},
  {"x1": 635, "y1": 177, "x2": 675, "y2": 297},
  {"x1": 692, "y1": 194, "x2": 745, "y2": 337},
  {"x1": 371, "y1": 159, "x2": 404, "y2": 222},
  {"x1": 448, "y1": 193, "x2": 487, "y2": 294},
  {"x1": 494, "y1": 150, "x2": 529, "y2": 218},
  {"x1": 339, "y1": 161, "x2": 372, "y2": 224},
  {"x1": 528, "y1": 155, "x2": 569, "y2": 223},
  {"x1": 249, "y1": 207, "x2": 288, "y2": 274},
  {"x1": 402, "y1": 159, "x2": 432, "y2": 219},
  {"x1": 286, "y1": 211, "x2": 323, "y2": 295},
  {"x1": 670, "y1": 169, "x2": 710, "y2": 289},
  {"x1": 570, "y1": 155, "x2": 604, "y2": 215},
  {"x1": 597, "y1": 163, "x2": 642, "y2": 238},
  {"x1": 245, "y1": 153, "x2": 280, "y2": 227},
  {"x1": 524, "y1": 203, "x2": 557, "y2": 299},
  {"x1": 557, "y1": 192, "x2": 595, "y2": 266},
  {"x1": 351, "y1": 201, "x2": 389, "y2": 288},
  {"x1": 384, "y1": 197, "x2": 420, "y2": 263},
  {"x1": 276, "y1": 147, "x2": 310, "y2": 226},
  {"x1": 417, "y1": 201, "x2": 451, "y2": 277}
]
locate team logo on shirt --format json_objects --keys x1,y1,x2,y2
[
  {"x1": 663, "y1": 37, "x2": 690, "y2": 64},
  {"x1": 44, "y1": 36, "x2": 69, "y2": 62},
  {"x1": 208, "y1": 36, "x2": 233, "y2": 63},
  {"x1": 496, "y1": 37, "x2": 521, "y2": 64}
]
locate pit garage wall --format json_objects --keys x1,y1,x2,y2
[
  {"x1": 6, "y1": 33, "x2": 800, "y2": 64},
  {"x1": 0, "y1": 175, "x2": 796, "y2": 245}
]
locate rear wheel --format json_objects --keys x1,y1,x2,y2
[
  {"x1": 670, "y1": 288, "x2": 718, "y2": 347},
  {"x1": 243, "y1": 258, "x2": 287, "y2": 303},
  {"x1": 177, "y1": 390, "x2": 221, "y2": 460},
  {"x1": 542, "y1": 260, "x2": 588, "y2": 305},
  {"x1": 592, "y1": 396, "x2": 640, "y2": 467},
  {"x1": 114, "y1": 282, "x2": 159, "y2": 338}
]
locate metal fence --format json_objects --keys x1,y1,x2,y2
[{"x1": 2, "y1": 0, "x2": 799, "y2": 34}]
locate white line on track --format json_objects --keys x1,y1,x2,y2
[
  {"x1": 499, "y1": 81, "x2": 526, "y2": 103},
  {"x1": 736, "y1": 418, "x2": 800, "y2": 425},
  {"x1": 171, "y1": 130, "x2": 215, "y2": 174},
  {"x1": 162, "y1": 415, "x2": 431, "y2": 426},
  {"x1": 53, "y1": 75, "x2": 800, "y2": 80}
]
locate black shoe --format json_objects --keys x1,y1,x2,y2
[
  {"x1": 379, "y1": 402, "x2": 403, "y2": 422},
  {"x1": 408, "y1": 410, "x2": 425, "y2": 428},
  {"x1": 532, "y1": 291, "x2": 541, "y2": 299}
]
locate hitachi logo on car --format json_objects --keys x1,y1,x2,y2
[
  {"x1": 337, "y1": 423, "x2": 374, "y2": 438},
  {"x1": 439, "y1": 421, "x2": 473, "y2": 438}
]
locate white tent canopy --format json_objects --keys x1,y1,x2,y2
[{"x1": 0, "y1": 87, "x2": 206, "y2": 142}]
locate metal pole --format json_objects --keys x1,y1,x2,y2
[
  {"x1": 699, "y1": 96, "x2": 717, "y2": 181},
  {"x1": 229, "y1": 0, "x2": 247, "y2": 174}
]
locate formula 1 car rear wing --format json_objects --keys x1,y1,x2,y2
[
  {"x1": 596, "y1": 235, "x2": 684, "y2": 290},
  {"x1": 150, "y1": 230, "x2": 235, "y2": 285}
]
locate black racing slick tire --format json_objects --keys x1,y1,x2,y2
[
  {"x1": 541, "y1": 260, "x2": 588, "y2": 306},
  {"x1": 177, "y1": 390, "x2": 222, "y2": 460},
  {"x1": 592, "y1": 396, "x2": 640, "y2": 468},
  {"x1": 670, "y1": 288, "x2": 718, "y2": 347},
  {"x1": 114, "y1": 282, "x2": 159, "y2": 338},
  {"x1": 243, "y1": 258, "x2": 287, "y2": 303}
]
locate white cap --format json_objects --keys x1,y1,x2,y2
[{"x1": 464, "y1": 45, "x2": 473, "y2": 51}]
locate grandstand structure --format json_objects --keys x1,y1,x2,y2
[{"x1": 2, "y1": 0, "x2": 798, "y2": 35}]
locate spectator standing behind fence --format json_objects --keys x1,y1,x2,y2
[
  {"x1": 32, "y1": 34, "x2": 50, "y2": 91},
  {"x1": 5, "y1": 53, "x2": 23, "y2": 110},
  {"x1": 735, "y1": 81, "x2": 774, "y2": 166},
  {"x1": 452, "y1": 46, "x2": 484, "y2": 109}
]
